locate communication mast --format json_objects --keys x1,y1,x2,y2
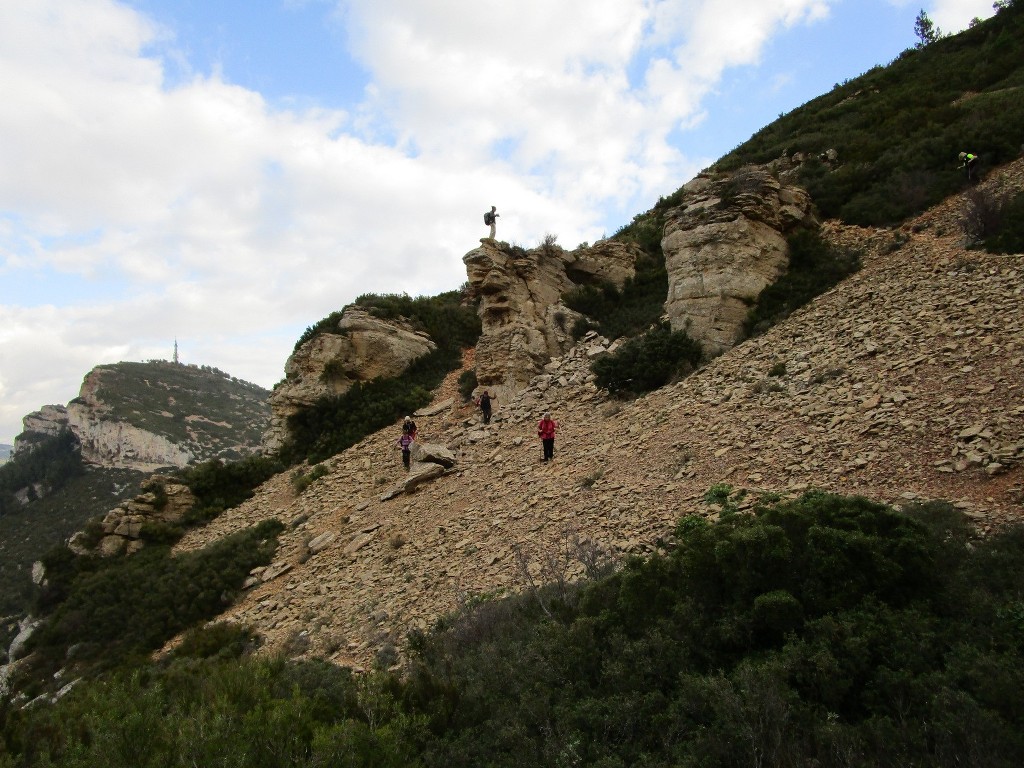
[{"x1": 173, "y1": 338, "x2": 179, "y2": 365}]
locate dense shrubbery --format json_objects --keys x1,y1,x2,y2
[
  {"x1": 744, "y1": 229, "x2": 862, "y2": 338},
  {"x1": 980, "y1": 190, "x2": 1024, "y2": 253},
  {"x1": 177, "y1": 455, "x2": 286, "y2": 525},
  {"x1": 591, "y1": 321, "x2": 703, "y2": 396},
  {"x1": 403, "y1": 493, "x2": 1024, "y2": 767},
  {"x1": 6, "y1": 493, "x2": 1024, "y2": 766},
  {"x1": 0, "y1": 431, "x2": 83, "y2": 516},
  {"x1": 715, "y1": 3, "x2": 1024, "y2": 226},
  {"x1": 281, "y1": 292, "x2": 480, "y2": 464},
  {"x1": 24, "y1": 519, "x2": 283, "y2": 677},
  {"x1": 0, "y1": 656, "x2": 421, "y2": 768}
]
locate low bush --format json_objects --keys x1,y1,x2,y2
[
  {"x1": 744, "y1": 229, "x2": 861, "y2": 338},
  {"x1": 28, "y1": 519, "x2": 284, "y2": 674},
  {"x1": 982, "y1": 190, "x2": 1024, "y2": 253},
  {"x1": 177, "y1": 455, "x2": 286, "y2": 526},
  {"x1": 591, "y1": 321, "x2": 703, "y2": 396},
  {"x1": 457, "y1": 369, "x2": 477, "y2": 402}
]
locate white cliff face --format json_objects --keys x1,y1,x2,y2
[
  {"x1": 662, "y1": 166, "x2": 817, "y2": 357},
  {"x1": 463, "y1": 239, "x2": 640, "y2": 399},
  {"x1": 66, "y1": 404, "x2": 193, "y2": 470},
  {"x1": 14, "y1": 363, "x2": 269, "y2": 472},
  {"x1": 263, "y1": 307, "x2": 438, "y2": 453},
  {"x1": 62, "y1": 368, "x2": 193, "y2": 470}
]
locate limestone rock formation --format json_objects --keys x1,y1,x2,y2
[
  {"x1": 662, "y1": 165, "x2": 817, "y2": 356},
  {"x1": 14, "y1": 405, "x2": 70, "y2": 450},
  {"x1": 68, "y1": 476, "x2": 196, "y2": 557},
  {"x1": 14, "y1": 362, "x2": 270, "y2": 471},
  {"x1": 67, "y1": 377, "x2": 193, "y2": 470},
  {"x1": 463, "y1": 239, "x2": 640, "y2": 400},
  {"x1": 264, "y1": 307, "x2": 437, "y2": 453}
]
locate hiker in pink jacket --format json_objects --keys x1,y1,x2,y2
[{"x1": 537, "y1": 412, "x2": 557, "y2": 462}]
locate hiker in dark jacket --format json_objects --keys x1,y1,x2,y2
[
  {"x1": 477, "y1": 390, "x2": 496, "y2": 424},
  {"x1": 484, "y1": 206, "x2": 499, "y2": 239},
  {"x1": 402, "y1": 416, "x2": 417, "y2": 440},
  {"x1": 537, "y1": 412, "x2": 557, "y2": 462}
]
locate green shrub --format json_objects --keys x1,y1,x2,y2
[
  {"x1": 744, "y1": 229, "x2": 861, "y2": 338},
  {"x1": 591, "y1": 321, "x2": 703, "y2": 395},
  {"x1": 29, "y1": 519, "x2": 284, "y2": 672},
  {"x1": 291, "y1": 464, "x2": 329, "y2": 495},
  {"x1": 173, "y1": 622, "x2": 258, "y2": 661},
  {"x1": 983, "y1": 190, "x2": 1024, "y2": 253},
  {"x1": 177, "y1": 455, "x2": 285, "y2": 525},
  {"x1": 457, "y1": 369, "x2": 477, "y2": 402}
]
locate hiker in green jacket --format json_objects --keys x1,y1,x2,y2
[{"x1": 959, "y1": 151, "x2": 979, "y2": 183}]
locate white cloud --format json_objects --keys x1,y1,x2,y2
[{"x1": 928, "y1": 0, "x2": 997, "y2": 30}]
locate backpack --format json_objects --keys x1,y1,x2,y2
[{"x1": 484, "y1": 211, "x2": 494, "y2": 225}]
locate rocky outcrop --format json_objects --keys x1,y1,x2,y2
[
  {"x1": 14, "y1": 405, "x2": 69, "y2": 451},
  {"x1": 68, "y1": 476, "x2": 196, "y2": 557},
  {"x1": 14, "y1": 363, "x2": 270, "y2": 471},
  {"x1": 463, "y1": 239, "x2": 640, "y2": 400},
  {"x1": 663, "y1": 165, "x2": 817, "y2": 356},
  {"x1": 263, "y1": 307, "x2": 438, "y2": 453}
]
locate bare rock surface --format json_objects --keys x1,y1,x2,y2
[
  {"x1": 264, "y1": 307, "x2": 437, "y2": 452},
  {"x1": 663, "y1": 165, "x2": 817, "y2": 356},
  {"x1": 464, "y1": 239, "x2": 640, "y2": 401},
  {"x1": 172, "y1": 159, "x2": 1024, "y2": 672}
]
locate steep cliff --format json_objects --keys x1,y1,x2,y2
[{"x1": 14, "y1": 361, "x2": 270, "y2": 472}]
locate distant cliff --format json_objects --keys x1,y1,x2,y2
[{"x1": 14, "y1": 361, "x2": 271, "y2": 472}]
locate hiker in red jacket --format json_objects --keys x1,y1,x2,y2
[{"x1": 537, "y1": 412, "x2": 557, "y2": 462}]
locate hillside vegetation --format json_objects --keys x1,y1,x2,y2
[
  {"x1": 281, "y1": 291, "x2": 480, "y2": 465},
  {"x1": 716, "y1": 1, "x2": 1024, "y2": 226},
  {"x1": 4, "y1": 495, "x2": 1023, "y2": 767}
]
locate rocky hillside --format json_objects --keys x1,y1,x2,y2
[
  {"x1": 16, "y1": 361, "x2": 271, "y2": 472},
  {"x1": 171, "y1": 158, "x2": 1024, "y2": 671}
]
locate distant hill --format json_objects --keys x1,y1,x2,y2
[
  {"x1": 0, "y1": 445, "x2": 10, "y2": 464},
  {"x1": 16, "y1": 360, "x2": 271, "y2": 471},
  {"x1": 0, "y1": 360, "x2": 271, "y2": 648}
]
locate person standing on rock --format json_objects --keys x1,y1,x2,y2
[
  {"x1": 537, "y1": 412, "x2": 557, "y2": 462},
  {"x1": 477, "y1": 389, "x2": 495, "y2": 424},
  {"x1": 484, "y1": 205, "x2": 499, "y2": 239}
]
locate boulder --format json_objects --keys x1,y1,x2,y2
[{"x1": 410, "y1": 441, "x2": 456, "y2": 468}]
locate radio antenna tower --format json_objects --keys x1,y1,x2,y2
[{"x1": 173, "y1": 338, "x2": 179, "y2": 365}]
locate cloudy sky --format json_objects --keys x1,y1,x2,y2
[{"x1": 0, "y1": 0, "x2": 997, "y2": 444}]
